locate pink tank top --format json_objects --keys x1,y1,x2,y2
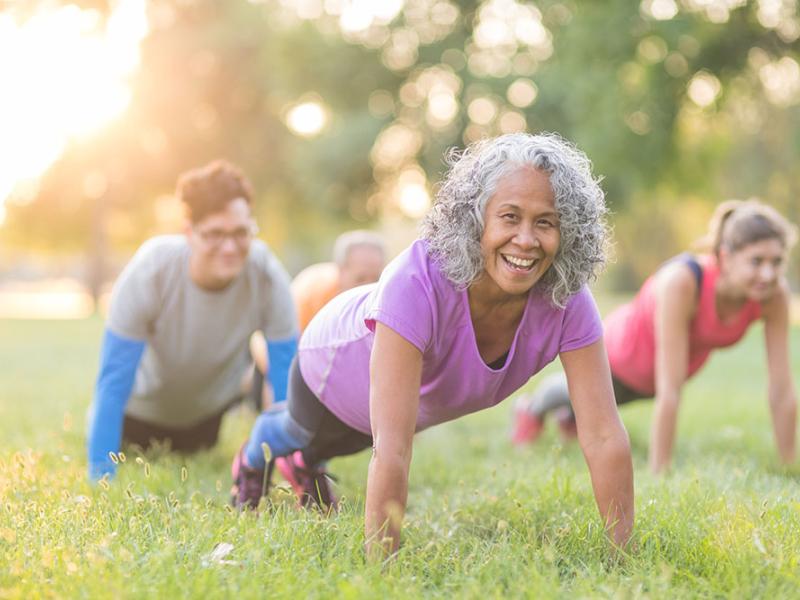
[{"x1": 604, "y1": 255, "x2": 762, "y2": 396}]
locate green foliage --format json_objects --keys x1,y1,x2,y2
[
  {"x1": 4, "y1": 0, "x2": 800, "y2": 283},
  {"x1": 2, "y1": 316, "x2": 800, "y2": 597}
]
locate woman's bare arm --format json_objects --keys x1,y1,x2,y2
[
  {"x1": 650, "y1": 265, "x2": 696, "y2": 474},
  {"x1": 562, "y1": 339, "x2": 634, "y2": 549},
  {"x1": 762, "y1": 282, "x2": 797, "y2": 464},
  {"x1": 365, "y1": 323, "x2": 422, "y2": 559}
]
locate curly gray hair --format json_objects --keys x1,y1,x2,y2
[{"x1": 420, "y1": 132, "x2": 609, "y2": 308}]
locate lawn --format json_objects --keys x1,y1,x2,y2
[{"x1": 1, "y1": 315, "x2": 799, "y2": 598}]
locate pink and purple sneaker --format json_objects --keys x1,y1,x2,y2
[{"x1": 276, "y1": 450, "x2": 338, "y2": 512}]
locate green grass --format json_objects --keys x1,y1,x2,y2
[{"x1": 1, "y1": 316, "x2": 799, "y2": 598}]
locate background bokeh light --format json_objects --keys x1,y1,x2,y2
[
  {"x1": 0, "y1": 0, "x2": 148, "y2": 221},
  {"x1": 0, "y1": 0, "x2": 798, "y2": 317}
]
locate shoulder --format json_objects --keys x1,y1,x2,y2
[
  {"x1": 556, "y1": 285, "x2": 603, "y2": 323},
  {"x1": 365, "y1": 242, "x2": 442, "y2": 352},
  {"x1": 564, "y1": 284, "x2": 597, "y2": 308},
  {"x1": 383, "y1": 240, "x2": 441, "y2": 285},
  {"x1": 136, "y1": 235, "x2": 186, "y2": 260},
  {"x1": 107, "y1": 237, "x2": 185, "y2": 334},
  {"x1": 564, "y1": 284, "x2": 600, "y2": 325},
  {"x1": 246, "y1": 238, "x2": 273, "y2": 267},
  {"x1": 653, "y1": 258, "x2": 699, "y2": 305},
  {"x1": 370, "y1": 241, "x2": 446, "y2": 309},
  {"x1": 374, "y1": 241, "x2": 455, "y2": 310},
  {"x1": 246, "y1": 240, "x2": 289, "y2": 279},
  {"x1": 123, "y1": 235, "x2": 186, "y2": 280},
  {"x1": 553, "y1": 285, "x2": 604, "y2": 352}
]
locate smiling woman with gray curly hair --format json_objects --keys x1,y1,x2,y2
[
  {"x1": 231, "y1": 132, "x2": 633, "y2": 563},
  {"x1": 421, "y1": 132, "x2": 609, "y2": 307}
]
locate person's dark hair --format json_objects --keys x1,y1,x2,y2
[
  {"x1": 698, "y1": 199, "x2": 798, "y2": 257},
  {"x1": 176, "y1": 160, "x2": 254, "y2": 223}
]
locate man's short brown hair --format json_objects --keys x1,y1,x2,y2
[{"x1": 176, "y1": 160, "x2": 254, "y2": 223}]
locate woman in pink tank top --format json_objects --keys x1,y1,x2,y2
[{"x1": 514, "y1": 200, "x2": 798, "y2": 474}]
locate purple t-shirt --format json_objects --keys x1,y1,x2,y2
[{"x1": 299, "y1": 240, "x2": 603, "y2": 435}]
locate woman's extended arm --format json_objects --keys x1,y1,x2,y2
[
  {"x1": 365, "y1": 323, "x2": 423, "y2": 559},
  {"x1": 650, "y1": 265, "x2": 696, "y2": 474},
  {"x1": 762, "y1": 282, "x2": 797, "y2": 464},
  {"x1": 562, "y1": 339, "x2": 634, "y2": 549}
]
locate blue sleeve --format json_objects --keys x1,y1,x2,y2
[
  {"x1": 266, "y1": 336, "x2": 297, "y2": 403},
  {"x1": 86, "y1": 329, "x2": 146, "y2": 480}
]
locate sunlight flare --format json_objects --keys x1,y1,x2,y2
[{"x1": 0, "y1": 1, "x2": 149, "y2": 216}]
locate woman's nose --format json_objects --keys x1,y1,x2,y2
[{"x1": 514, "y1": 225, "x2": 539, "y2": 249}]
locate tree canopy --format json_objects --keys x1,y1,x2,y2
[{"x1": 2, "y1": 0, "x2": 798, "y2": 287}]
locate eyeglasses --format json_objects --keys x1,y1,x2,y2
[{"x1": 194, "y1": 223, "x2": 259, "y2": 247}]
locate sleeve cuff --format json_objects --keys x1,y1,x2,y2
[{"x1": 88, "y1": 461, "x2": 117, "y2": 482}]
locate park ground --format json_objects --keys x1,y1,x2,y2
[{"x1": 1, "y1": 309, "x2": 799, "y2": 598}]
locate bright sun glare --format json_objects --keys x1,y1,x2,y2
[
  {"x1": 0, "y1": 0, "x2": 149, "y2": 224},
  {"x1": 285, "y1": 100, "x2": 328, "y2": 137}
]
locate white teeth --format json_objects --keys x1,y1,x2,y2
[{"x1": 503, "y1": 254, "x2": 535, "y2": 268}]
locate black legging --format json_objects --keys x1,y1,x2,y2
[
  {"x1": 293, "y1": 359, "x2": 373, "y2": 465},
  {"x1": 260, "y1": 358, "x2": 374, "y2": 466},
  {"x1": 122, "y1": 403, "x2": 234, "y2": 452}
]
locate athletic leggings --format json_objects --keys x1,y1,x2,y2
[
  {"x1": 521, "y1": 371, "x2": 648, "y2": 421},
  {"x1": 245, "y1": 358, "x2": 373, "y2": 469},
  {"x1": 122, "y1": 402, "x2": 234, "y2": 452}
]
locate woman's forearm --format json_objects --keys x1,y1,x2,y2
[
  {"x1": 365, "y1": 324, "x2": 422, "y2": 560},
  {"x1": 769, "y1": 389, "x2": 797, "y2": 463},
  {"x1": 649, "y1": 389, "x2": 681, "y2": 474},
  {"x1": 582, "y1": 429, "x2": 634, "y2": 548},
  {"x1": 365, "y1": 453, "x2": 410, "y2": 559}
]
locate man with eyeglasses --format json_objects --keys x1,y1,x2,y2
[{"x1": 86, "y1": 160, "x2": 298, "y2": 481}]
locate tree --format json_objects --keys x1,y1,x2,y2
[{"x1": 3, "y1": 0, "x2": 798, "y2": 287}]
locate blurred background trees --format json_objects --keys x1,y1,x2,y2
[{"x1": 1, "y1": 0, "x2": 798, "y2": 300}]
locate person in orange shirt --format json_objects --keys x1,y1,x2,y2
[
  {"x1": 249, "y1": 230, "x2": 386, "y2": 408},
  {"x1": 292, "y1": 230, "x2": 386, "y2": 332}
]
